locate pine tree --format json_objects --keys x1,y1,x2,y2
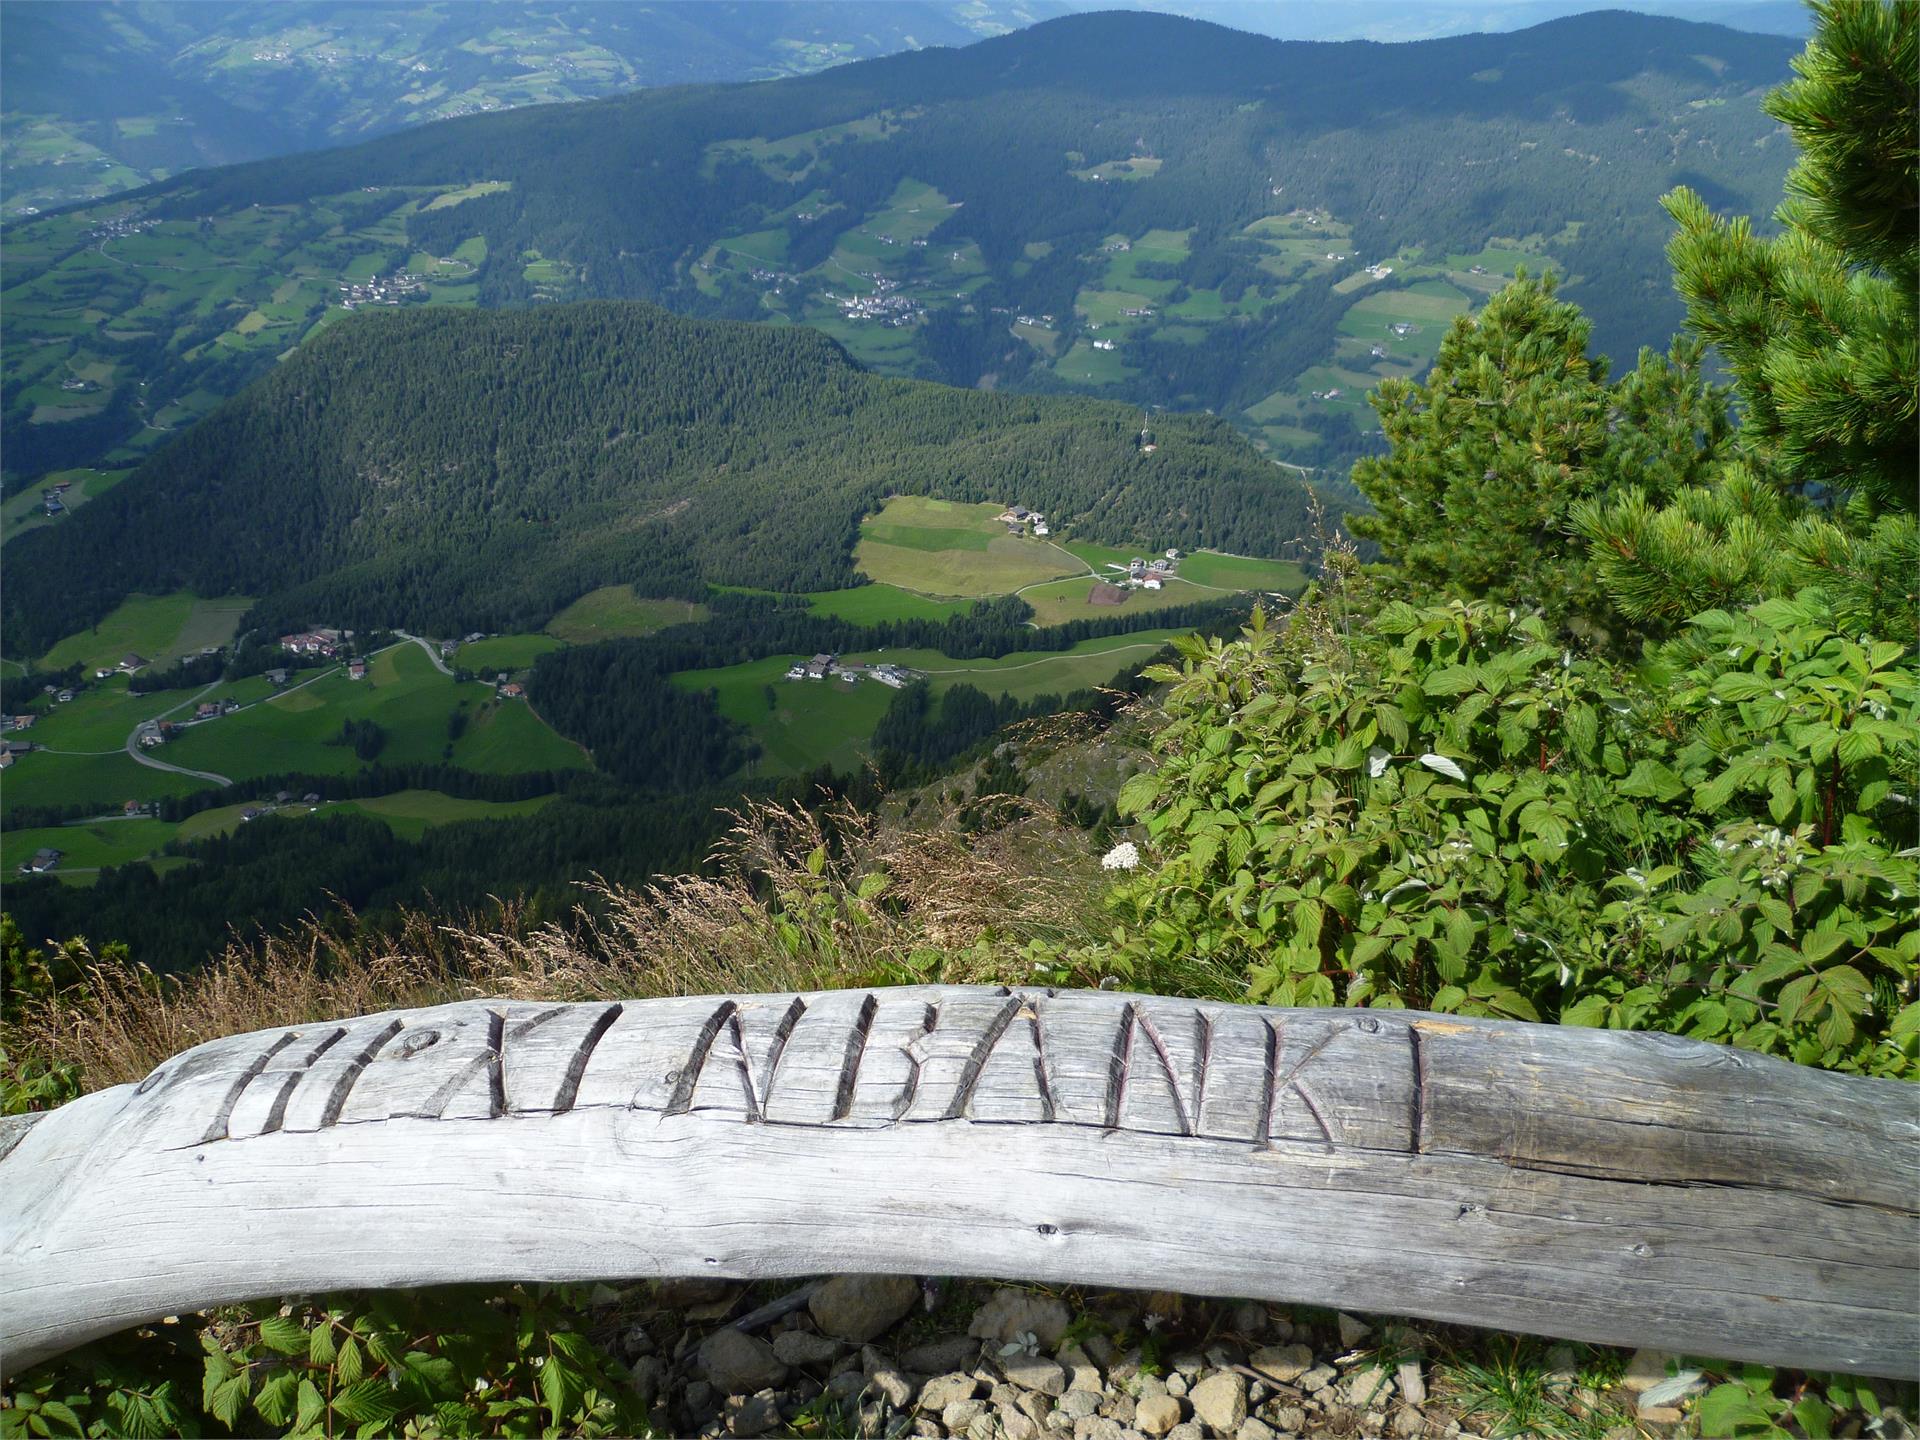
[
  {"x1": 1348, "y1": 275, "x2": 1730, "y2": 631},
  {"x1": 1575, "y1": 0, "x2": 1917, "y2": 632}
]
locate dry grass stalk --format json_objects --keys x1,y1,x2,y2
[{"x1": 8, "y1": 798, "x2": 1108, "y2": 1095}]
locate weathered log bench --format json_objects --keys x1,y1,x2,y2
[{"x1": 2, "y1": 986, "x2": 1914, "y2": 1377}]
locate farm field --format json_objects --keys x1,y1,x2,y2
[
  {"x1": 1016, "y1": 575, "x2": 1212, "y2": 627},
  {"x1": 1, "y1": 182, "x2": 512, "y2": 475},
  {"x1": 333, "y1": 789, "x2": 558, "y2": 840},
  {"x1": 3, "y1": 818, "x2": 176, "y2": 877},
  {"x1": 2, "y1": 468, "x2": 130, "y2": 545},
  {"x1": 802, "y1": 584, "x2": 978, "y2": 625},
  {"x1": 853, "y1": 496, "x2": 1081, "y2": 597},
  {"x1": 160, "y1": 643, "x2": 586, "y2": 782},
  {"x1": 32, "y1": 592, "x2": 253, "y2": 673},
  {"x1": 2, "y1": 749, "x2": 203, "y2": 812},
  {"x1": 545, "y1": 589, "x2": 709, "y2": 644},
  {"x1": 456, "y1": 635, "x2": 563, "y2": 674},
  {"x1": 672, "y1": 629, "x2": 1191, "y2": 776}
]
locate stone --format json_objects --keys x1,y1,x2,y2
[
  {"x1": 1336, "y1": 1314, "x2": 1370, "y2": 1350},
  {"x1": 990, "y1": 1385, "x2": 1019, "y2": 1409},
  {"x1": 1001, "y1": 1410, "x2": 1041, "y2": 1440},
  {"x1": 1171, "y1": 1353, "x2": 1205, "y2": 1379},
  {"x1": 657, "y1": 1276, "x2": 740, "y2": 1309},
  {"x1": 812, "y1": 1275, "x2": 923, "y2": 1344},
  {"x1": 829, "y1": 1371, "x2": 870, "y2": 1401},
  {"x1": 1059, "y1": 1391, "x2": 1102, "y2": 1421},
  {"x1": 1230, "y1": 1302, "x2": 1268, "y2": 1336},
  {"x1": 906, "y1": 1338, "x2": 984, "y2": 1375},
  {"x1": 1394, "y1": 1409, "x2": 1425, "y2": 1437},
  {"x1": 1017, "y1": 1393, "x2": 1055, "y2": 1425},
  {"x1": 921, "y1": 1375, "x2": 983, "y2": 1412},
  {"x1": 725, "y1": 1392, "x2": 782, "y2": 1438},
  {"x1": 1205, "y1": 1344, "x2": 1246, "y2": 1371},
  {"x1": 870, "y1": 1369, "x2": 917, "y2": 1409},
  {"x1": 1299, "y1": 1365, "x2": 1337, "y2": 1394},
  {"x1": 1057, "y1": 1343, "x2": 1102, "y2": 1390},
  {"x1": 1165, "y1": 1375, "x2": 1188, "y2": 1399},
  {"x1": 1622, "y1": 1349, "x2": 1678, "y2": 1394},
  {"x1": 1190, "y1": 1373, "x2": 1249, "y2": 1434},
  {"x1": 967, "y1": 1414, "x2": 999, "y2": 1440},
  {"x1": 1136, "y1": 1396, "x2": 1183, "y2": 1436},
  {"x1": 684, "y1": 1379, "x2": 716, "y2": 1412},
  {"x1": 1272, "y1": 1405, "x2": 1307, "y2": 1432},
  {"x1": 971, "y1": 1289, "x2": 1074, "y2": 1350},
  {"x1": 1238, "y1": 1420, "x2": 1277, "y2": 1440},
  {"x1": 913, "y1": 1423, "x2": 944, "y2": 1440},
  {"x1": 1005, "y1": 1356, "x2": 1069, "y2": 1397},
  {"x1": 1167, "y1": 1427, "x2": 1204, "y2": 1440},
  {"x1": 943, "y1": 1399, "x2": 988, "y2": 1432},
  {"x1": 1397, "y1": 1362, "x2": 1427, "y2": 1407},
  {"x1": 1342, "y1": 1365, "x2": 1393, "y2": 1409},
  {"x1": 1136, "y1": 1376, "x2": 1169, "y2": 1401},
  {"x1": 699, "y1": 1329, "x2": 789, "y2": 1395},
  {"x1": 1249, "y1": 1345, "x2": 1314, "y2": 1385},
  {"x1": 1105, "y1": 1394, "x2": 1135, "y2": 1425},
  {"x1": 1638, "y1": 1406, "x2": 1685, "y2": 1426},
  {"x1": 774, "y1": 1330, "x2": 842, "y2": 1367},
  {"x1": 626, "y1": 1353, "x2": 667, "y2": 1407}
]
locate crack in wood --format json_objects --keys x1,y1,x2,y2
[{"x1": 890, "y1": 1002, "x2": 938, "y2": 1121}]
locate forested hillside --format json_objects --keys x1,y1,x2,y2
[
  {"x1": 1, "y1": 302, "x2": 1310, "y2": 654},
  {"x1": 1, "y1": 9, "x2": 1798, "y2": 483},
  {"x1": 2, "y1": 0, "x2": 1061, "y2": 214}
]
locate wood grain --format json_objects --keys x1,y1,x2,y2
[{"x1": 1, "y1": 986, "x2": 1913, "y2": 1377}]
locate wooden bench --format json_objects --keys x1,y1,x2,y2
[{"x1": 2, "y1": 985, "x2": 1913, "y2": 1376}]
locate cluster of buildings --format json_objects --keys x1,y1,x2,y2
[
  {"x1": 1120, "y1": 306, "x2": 1155, "y2": 319},
  {"x1": 280, "y1": 627, "x2": 346, "y2": 657},
  {"x1": 785, "y1": 654, "x2": 916, "y2": 688},
  {"x1": 92, "y1": 652, "x2": 147, "y2": 678},
  {"x1": 1091, "y1": 339, "x2": 1117, "y2": 352},
  {"x1": 1310, "y1": 387, "x2": 1345, "y2": 402},
  {"x1": 337, "y1": 274, "x2": 425, "y2": 309},
  {"x1": 829, "y1": 277, "x2": 924, "y2": 326},
  {"x1": 87, "y1": 216, "x2": 157, "y2": 242},
  {"x1": 1363, "y1": 262, "x2": 1394, "y2": 280},
  {"x1": 39, "y1": 476, "x2": 71, "y2": 518},
  {"x1": 1015, "y1": 313, "x2": 1056, "y2": 329},
  {"x1": 1100, "y1": 551, "x2": 1181, "y2": 591},
  {"x1": 997, "y1": 504, "x2": 1050, "y2": 538}
]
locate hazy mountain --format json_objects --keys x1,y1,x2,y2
[{"x1": 1, "y1": 0, "x2": 1067, "y2": 214}]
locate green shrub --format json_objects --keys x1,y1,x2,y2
[{"x1": 1105, "y1": 589, "x2": 1917, "y2": 1077}]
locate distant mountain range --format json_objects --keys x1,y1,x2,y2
[
  {"x1": 1, "y1": 0, "x2": 1067, "y2": 214},
  {"x1": 1, "y1": 8, "x2": 1798, "y2": 489}
]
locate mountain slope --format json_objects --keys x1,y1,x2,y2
[
  {"x1": 2, "y1": 9, "x2": 1799, "y2": 482},
  {"x1": 0, "y1": 301, "x2": 1312, "y2": 654},
  {"x1": 1, "y1": 1, "x2": 1062, "y2": 215}
]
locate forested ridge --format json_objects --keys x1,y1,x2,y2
[
  {"x1": 0, "y1": 302, "x2": 1311, "y2": 655},
  {"x1": 1, "y1": 8, "x2": 1801, "y2": 485}
]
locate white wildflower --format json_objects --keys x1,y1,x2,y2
[
  {"x1": 1367, "y1": 746, "x2": 1392, "y2": 778},
  {"x1": 1101, "y1": 841, "x2": 1141, "y2": 871}
]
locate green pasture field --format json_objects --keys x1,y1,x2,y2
[
  {"x1": 15, "y1": 678, "x2": 182, "y2": 753},
  {"x1": 841, "y1": 630, "x2": 1191, "y2": 704},
  {"x1": 1, "y1": 468, "x2": 130, "y2": 545},
  {"x1": 1015, "y1": 575, "x2": 1207, "y2": 627},
  {"x1": 2, "y1": 817, "x2": 178, "y2": 880},
  {"x1": 1, "y1": 750, "x2": 202, "y2": 812},
  {"x1": 1052, "y1": 339, "x2": 1133, "y2": 387},
  {"x1": 853, "y1": 497, "x2": 1081, "y2": 597},
  {"x1": 1176, "y1": 552, "x2": 1308, "y2": 592},
  {"x1": 161, "y1": 643, "x2": 586, "y2": 782},
  {"x1": 31, "y1": 592, "x2": 253, "y2": 673},
  {"x1": 2, "y1": 183, "x2": 504, "y2": 475},
  {"x1": 1071, "y1": 157, "x2": 1163, "y2": 182},
  {"x1": 456, "y1": 634, "x2": 563, "y2": 673},
  {"x1": 674, "y1": 655, "x2": 898, "y2": 777},
  {"x1": 545, "y1": 589, "x2": 709, "y2": 643},
  {"x1": 802, "y1": 585, "x2": 977, "y2": 625},
  {"x1": 333, "y1": 789, "x2": 558, "y2": 840}
]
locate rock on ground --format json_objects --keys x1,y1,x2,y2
[
  {"x1": 969, "y1": 1288, "x2": 1072, "y2": 1348},
  {"x1": 1189, "y1": 1371, "x2": 1248, "y2": 1433},
  {"x1": 698, "y1": 1328, "x2": 788, "y2": 1395},
  {"x1": 809, "y1": 1273, "x2": 922, "y2": 1343}
]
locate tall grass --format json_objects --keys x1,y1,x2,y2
[{"x1": 7, "y1": 798, "x2": 1108, "y2": 1093}]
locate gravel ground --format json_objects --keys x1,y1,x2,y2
[{"x1": 605, "y1": 1277, "x2": 1911, "y2": 1440}]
